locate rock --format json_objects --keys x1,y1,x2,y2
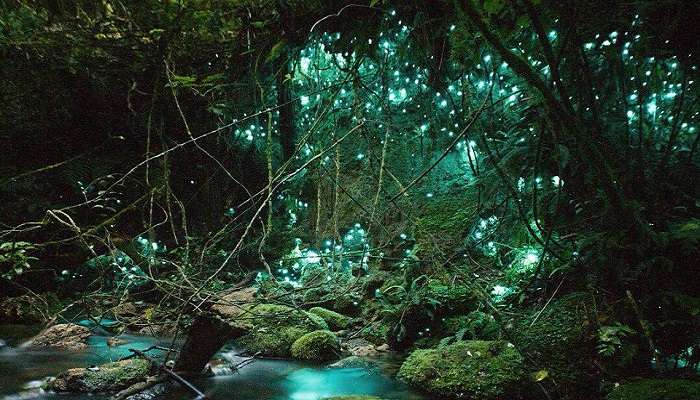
[
  {"x1": 342, "y1": 338, "x2": 378, "y2": 356},
  {"x1": 375, "y1": 344, "x2": 390, "y2": 352},
  {"x1": 107, "y1": 337, "x2": 128, "y2": 347},
  {"x1": 210, "y1": 287, "x2": 257, "y2": 319},
  {"x1": 26, "y1": 323, "x2": 90, "y2": 350},
  {"x1": 124, "y1": 382, "x2": 168, "y2": 400},
  {"x1": 50, "y1": 359, "x2": 152, "y2": 393},
  {"x1": 112, "y1": 302, "x2": 140, "y2": 318},
  {"x1": 137, "y1": 322, "x2": 179, "y2": 337},
  {"x1": 290, "y1": 330, "x2": 340, "y2": 361},
  {"x1": 606, "y1": 379, "x2": 700, "y2": 400},
  {"x1": 328, "y1": 356, "x2": 379, "y2": 372},
  {"x1": 308, "y1": 307, "x2": 352, "y2": 331},
  {"x1": 397, "y1": 340, "x2": 524, "y2": 400},
  {"x1": 234, "y1": 303, "x2": 328, "y2": 358}
]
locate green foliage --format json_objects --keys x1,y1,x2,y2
[
  {"x1": 0, "y1": 241, "x2": 38, "y2": 279},
  {"x1": 606, "y1": 379, "x2": 700, "y2": 400},
  {"x1": 290, "y1": 330, "x2": 340, "y2": 361},
  {"x1": 398, "y1": 340, "x2": 524, "y2": 399},
  {"x1": 597, "y1": 323, "x2": 636, "y2": 358},
  {"x1": 442, "y1": 311, "x2": 500, "y2": 341}
]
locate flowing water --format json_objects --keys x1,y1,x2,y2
[{"x1": 0, "y1": 325, "x2": 425, "y2": 400}]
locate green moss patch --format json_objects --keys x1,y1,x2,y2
[
  {"x1": 51, "y1": 359, "x2": 151, "y2": 393},
  {"x1": 309, "y1": 307, "x2": 352, "y2": 330},
  {"x1": 234, "y1": 303, "x2": 328, "y2": 357},
  {"x1": 398, "y1": 340, "x2": 524, "y2": 399},
  {"x1": 290, "y1": 330, "x2": 340, "y2": 361}
]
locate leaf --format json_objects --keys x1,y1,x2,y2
[
  {"x1": 532, "y1": 369, "x2": 549, "y2": 382},
  {"x1": 266, "y1": 39, "x2": 287, "y2": 63}
]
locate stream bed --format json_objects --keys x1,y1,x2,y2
[{"x1": 0, "y1": 325, "x2": 425, "y2": 400}]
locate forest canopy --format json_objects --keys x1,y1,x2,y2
[{"x1": 1, "y1": 1, "x2": 699, "y2": 399}]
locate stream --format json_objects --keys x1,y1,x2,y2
[{"x1": 0, "y1": 325, "x2": 426, "y2": 400}]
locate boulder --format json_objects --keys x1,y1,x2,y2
[
  {"x1": 26, "y1": 323, "x2": 90, "y2": 350},
  {"x1": 308, "y1": 307, "x2": 352, "y2": 330},
  {"x1": 50, "y1": 359, "x2": 152, "y2": 393},
  {"x1": 234, "y1": 303, "x2": 328, "y2": 358},
  {"x1": 107, "y1": 337, "x2": 129, "y2": 347},
  {"x1": 342, "y1": 337, "x2": 379, "y2": 356},
  {"x1": 398, "y1": 340, "x2": 524, "y2": 400},
  {"x1": 290, "y1": 330, "x2": 340, "y2": 361},
  {"x1": 328, "y1": 356, "x2": 379, "y2": 372}
]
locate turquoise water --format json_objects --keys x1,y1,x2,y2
[{"x1": 0, "y1": 325, "x2": 425, "y2": 400}]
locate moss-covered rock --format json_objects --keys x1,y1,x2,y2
[
  {"x1": 606, "y1": 379, "x2": 700, "y2": 400},
  {"x1": 290, "y1": 330, "x2": 340, "y2": 361},
  {"x1": 234, "y1": 303, "x2": 328, "y2": 357},
  {"x1": 398, "y1": 340, "x2": 524, "y2": 399},
  {"x1": 50, "y1": 359, "x2": 151, "y2": 393},
  {"x1": 309, "y1": 307, "x2": 352, "y2": 330}
]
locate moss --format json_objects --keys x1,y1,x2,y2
[
  {"x1": 52, "y1": 359, "x2": 151, "y2": 393},
  {"x1": 290, "y1": 330, "x2": 340, "y2": 361},
  {"x1": 606, "y1": 379, "x2": 700, "y2": 400},
  {"x1": 413, "y1": 191, "x2": 476, "y2": 257},
  {"x1": 309, "y1": 307, "x2": 352, "y2": 330},
  {"x1": 303, "y1": 287, "x2": 328, "y2": 303},
  {"x1": 305, "y1": 311, "x2": 330, "y2": 329},
  {"x1": 234, "y1": 303, "x2": 328, "y2": 357},
  {"x1": 514, "y1": 292, "x2": 596, "y2": 396},
  {"x1": 424, "y1": 280, "x2": 476, "y2": 313},
  {"x1": 398, "y1": 340, "x2": 524, "y2": 399}
]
